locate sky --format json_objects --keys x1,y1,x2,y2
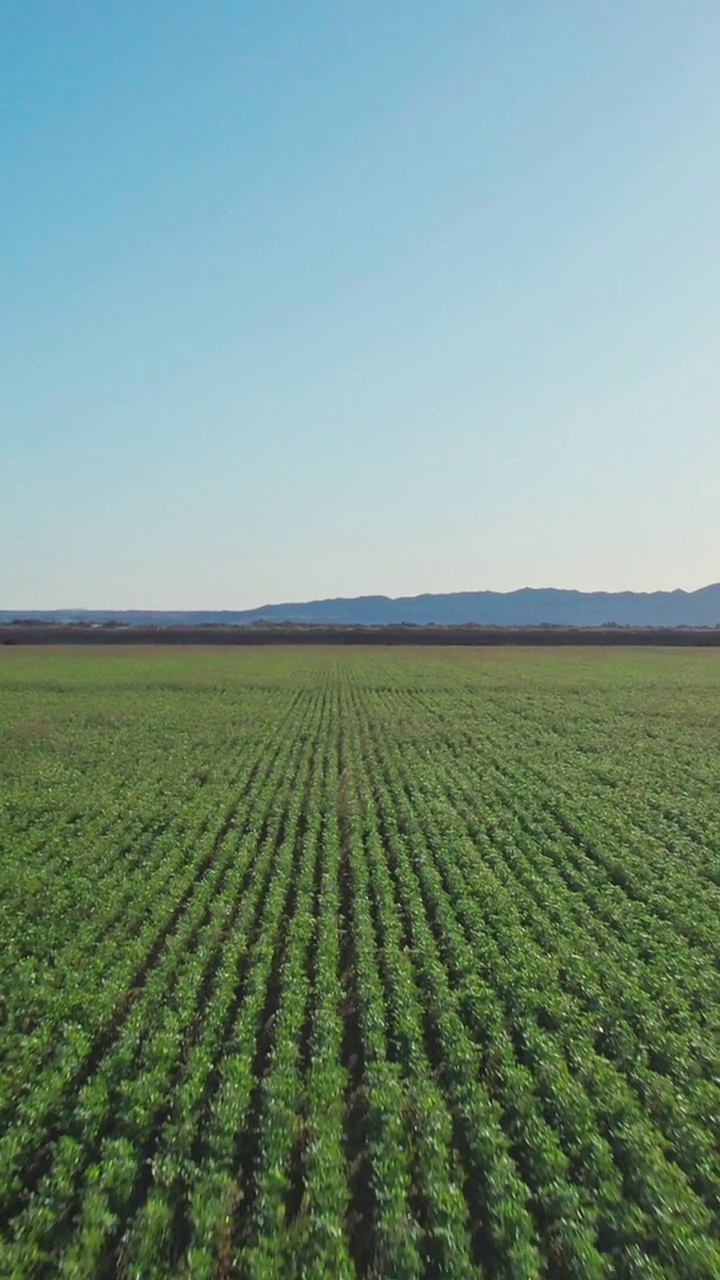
[{"x1": 2, "y1": 1, "x2": 719, "y2": 609}]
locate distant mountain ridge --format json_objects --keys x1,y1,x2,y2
[{"x1": 3, "y1": 583, "x2": 720, "y2": 627}]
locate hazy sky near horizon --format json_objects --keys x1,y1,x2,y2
[{"x1": 3, "y1": 2, "x2": 719, "y2": 609}]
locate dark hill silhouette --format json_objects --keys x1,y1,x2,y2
[{"x1": 3, "y1": 583, "x2": 720, "y2": 627}]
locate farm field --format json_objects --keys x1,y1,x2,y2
[{"x1": 1, "y1": 645, "x2": 720, "y2": 1280}]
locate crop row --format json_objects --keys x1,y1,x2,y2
[{"x1": 1, "y1": 645, "x2": 719, "y2": 1276}]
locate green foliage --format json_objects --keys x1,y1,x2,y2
[{"x1": 1, "y1": 644, "x2": 720, "y2": 1277}]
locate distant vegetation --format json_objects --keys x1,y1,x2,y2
[{"x1": 3, "y1": 622, "x2": 720, "y2": 646}]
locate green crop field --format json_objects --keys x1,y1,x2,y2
[{"x1": 2, "y1": 645, "x2": 720, "y2": 1280}]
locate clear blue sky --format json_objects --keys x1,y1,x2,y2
[{"x1": 3, "y1": 1, "x2": 718, "y2": 609}]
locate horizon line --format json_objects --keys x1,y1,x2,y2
[{"x1": 2, "y1": 580, "x2": 719, "y2": 614}]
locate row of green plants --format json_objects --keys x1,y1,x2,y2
[
  {"x1": 1, "y1": 646, "x2": 720, "y2": 1276},
  {"x1": 356, "y1": 676, "x2": 720, "y2": 1275}
]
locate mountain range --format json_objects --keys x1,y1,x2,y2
[{"x1": 3, "y1": 583, "x2": 720, "y2": 628}]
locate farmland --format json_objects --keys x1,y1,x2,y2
[{"x1": 1, "y1": 646, "x2": 720, "y2": 1279}]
